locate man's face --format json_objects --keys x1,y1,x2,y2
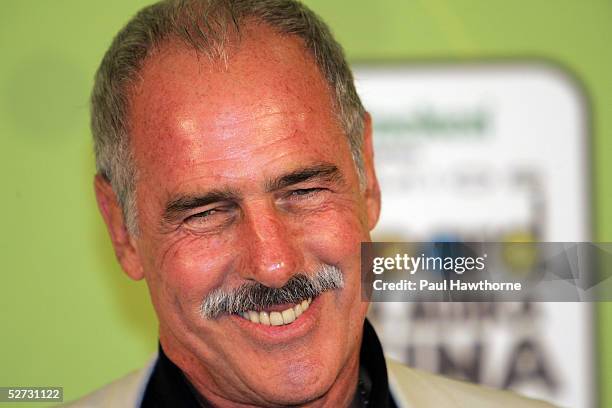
[{"x1": 105, "y1": 25, "x2": 380, "y2": 405}]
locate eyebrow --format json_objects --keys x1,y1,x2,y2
[
  {"x1": 265, "y1": 163, "x2": 343, "y2": 192},
  {"x1": 161, "y1": 163, "x2": 343, "y2": 223}
]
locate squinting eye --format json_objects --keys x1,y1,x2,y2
[
  {"x1": 185, "y1": 207, "x2": 230, "y2": 224},
  {"x1": 290, "y1": 188, "x2": 323, "y2": 197},
  {"x1": 184, "y1": 205, "x2": 235, "y2": 229},
  {"x1": 189, "y1": 208, "x2": 218, "y2": 219}
]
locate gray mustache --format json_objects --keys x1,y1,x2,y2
[{"x1": 200, "y1": 265, "x2": 344, "y2": 319}]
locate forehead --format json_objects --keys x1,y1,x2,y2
[{"x1": 128, "y1": 24, "x2": 349, "y2": 187}]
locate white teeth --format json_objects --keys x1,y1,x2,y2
[
  {"x1": 281, "y1": 308, "x2": 295, "y2": 324},
  {"x1": 269, "y1": 311, "x2": 284, "y2": 326},
  {"x1": 239, "y1": 297, "x2": 313, "y2": 326},
  {"x1": 248, "y1": 311, "x2": 260, "y2": 324},
  {"x1": 294, "y1": 303, "x2": 303, "y2": 317},
  {"x1": 259, "y1": 311, "x2": 270, "y2": 325}
]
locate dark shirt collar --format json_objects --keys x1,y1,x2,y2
[{"x1": 141, "y1": 319, "x2": 396, "y2": 407}]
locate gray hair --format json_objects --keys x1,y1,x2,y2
[
  {"x1": 91, "y1": 0, "x2": 366, "y2": 234},
  {"x1": 200, "y1": 263, "x2": 344, "y2": 319}
]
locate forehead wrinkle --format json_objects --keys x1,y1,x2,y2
[
  {"x1": 158, "y1": 100, "x2": 311, "y2": 151},
  {"x1": 182, "y1": 130, "x2": 307, "y2": 170},
  {"x1": 173, "y1": 107, "x2": 309, "y2": 143},
  {"x1": 210, "y1": 107, "x2": 309, "y2": 129},
  {"x1": 139, "y1": 116, "x2": 306, "y2": 184}
]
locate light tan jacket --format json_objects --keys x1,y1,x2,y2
[{"x1": 64, "y1": 357, "x2": 557, "y2": 407}]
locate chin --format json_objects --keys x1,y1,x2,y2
[{"x1": 244, "y1": 357, "x2": 339, "y2": 406}]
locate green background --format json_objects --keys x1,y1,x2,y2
[{"x1": 0, "y1": 0, "x2": 610, "y2": 406}]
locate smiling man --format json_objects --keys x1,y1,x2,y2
[{"x1": 69, "y1": 1, "x2": 554, "y2": 407}]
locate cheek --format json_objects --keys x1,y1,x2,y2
[
  {"x1": 301, "y1": 205, "x2": 367, "y2": 275},
  {"x1": 144, "y1": 234, "x2": 237, "y2": 313}
]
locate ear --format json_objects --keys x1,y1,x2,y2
[
  {"x1": 94, "y1": 174, "x2": 145, "y2": 280},
  {"x1": 361, "y1": 112, "x2": 381, "y2": 231}
]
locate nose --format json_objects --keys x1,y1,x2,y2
[{"x1": 238, "y1": 201, "x2": 302, "y2": 288}]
